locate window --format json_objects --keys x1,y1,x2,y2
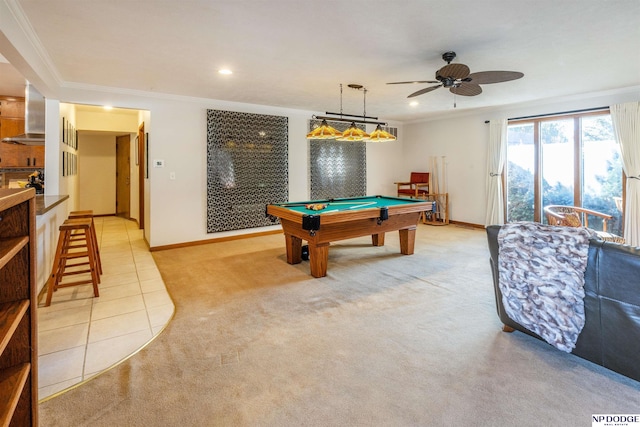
[{"x1": 505, "y1": 111, "x2": 624, "y2": 235}]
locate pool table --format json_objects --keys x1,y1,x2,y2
[{"x1": 266, "y1": 195, "x2": 434, "y2": 278}]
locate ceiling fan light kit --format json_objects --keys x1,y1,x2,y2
[{"x1": 388, "y1": 51, "x2": 524, "y2": 105}]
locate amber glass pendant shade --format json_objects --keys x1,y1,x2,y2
[
  {"x1": 336, "y1": 122, "x2": 370, "y2": 141},
  {"x1": 306, "y1": 119, "x2": 341, "y2": 139},
  {"x1": 365, "y1": 124, "x2": 396, "y2": 142}
]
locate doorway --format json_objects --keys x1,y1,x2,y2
[{"x1": 116, "y1": 134, "x2": 130, "y2": 219}]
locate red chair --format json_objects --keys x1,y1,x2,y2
[{"x1": 396, "y1": 172, "x2": 430, "y2": 198}]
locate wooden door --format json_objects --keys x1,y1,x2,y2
[
  {"x1": 137, "y1": 124, "x2": 145, "y2": 229},
  {"x1": 116, "y1": 135, "x2": 130, "y2": 218}
]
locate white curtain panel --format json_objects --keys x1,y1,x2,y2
[
  {"x1": 485, "y1": 119, "x2": 508, "y2": 226},
  {"x1": 610, "y1": 101, "x2": 640, "y2": 246}
]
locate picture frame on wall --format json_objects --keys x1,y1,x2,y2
[{"x1": 62, "y1": 117, "x2": 66, "y2": 142}]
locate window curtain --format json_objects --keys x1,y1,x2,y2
[
  {"x1": 610, "y1": 101, "x2": 640, "y2": 246},
  {"x1": 485, "y1": 119, "x2": 508, "y2": 226}
]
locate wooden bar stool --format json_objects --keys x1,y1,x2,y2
[
  {"x1": 68, "y1": 210, "x2": 102, "y2": 275},
  {"x1": 45, "y1": 218, "x2": 100, "y2": 307}
]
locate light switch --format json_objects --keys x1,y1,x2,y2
[
  {"x1": 169, "y1": 172, "x2": 176, "y2": 180},
  {"x1": 154, "y1": 159, "x2": 165, "y2": 168}
]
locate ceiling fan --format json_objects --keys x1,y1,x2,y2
[{"x1": 387, "y1": 51, "x2": 524, "y2": 99}]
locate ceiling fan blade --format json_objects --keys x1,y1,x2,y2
[
  {"x1": 387, "y1": 80, "x2": 439, "y2": 85},
  {"x1": 436, "y1": 63, "x2": 470, "y2": 80},
  {"x1": 450, "y1": 83, "x2": 482, "y2": 96},
  {"x1": 408, "y1": 85, "x2": 442, "y2": 98},
  {"x1": 466, "y1": 71, "x2": 524, "y2": 84}
]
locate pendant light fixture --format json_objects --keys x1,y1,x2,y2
[
  {"x1": 308, "y1": 84, "x2": 395, "y2": 142},
  {"x1": 336, "y1": 85, "x2": 369, "y2": 141}
]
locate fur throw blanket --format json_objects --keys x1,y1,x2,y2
[{"x1": 497, "y1": 222, "x2": 595, "y2": 352}]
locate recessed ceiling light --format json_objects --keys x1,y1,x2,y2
[
  {"x1": 218, "y1": 69, "x2": 233, "y2": 75},
  {"x1": 410, "y1": 101, "x2": 419, "y2": 107},
  {"x1": 103, "y1": 105, "x2": 113, "y2": 110}
]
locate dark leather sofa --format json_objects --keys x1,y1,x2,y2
[{"x1": 486, "y1": 225, "x2": 640, "y2": 383}]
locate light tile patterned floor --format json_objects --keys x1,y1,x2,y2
[{"x1": 37, "y1": 216, "x2": 175, "y2": 400}]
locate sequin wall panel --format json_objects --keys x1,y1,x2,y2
[
  {"x1": 207, "y1": 110, "x2": 288, "y2": 233},
  {"x1": 309, "y1": 120, "x2": 367, "y2": 200}
]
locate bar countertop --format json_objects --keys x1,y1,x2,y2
[{"x1": 36, "y1": 194, "x2": 69, "y2": 216}]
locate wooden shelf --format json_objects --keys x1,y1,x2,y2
[
  {"x1": 0, "y1": 189, "x2": 37, "y2": 426},
  {"x1": 0, "y1": 363, "x2": 30, "y2": 425},
  {"x1": 0, "y1": 237, "x2": 29, "y2": 271},
  {"x1": 0, "y1": 300, "x2": 29, "y2": 354}
]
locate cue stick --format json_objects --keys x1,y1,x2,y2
[
  {"x1": 322, "y1": 202, "x2": 377, "y2": 213},
  {"x1": 326, "y1": 202, "x2": 372, "y2": 205},
  {"x1": 348, "y1": 202, "x2": 376, "y2": 209}
]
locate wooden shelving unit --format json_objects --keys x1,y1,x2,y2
[{"x1": 0, "y1": 188, "x2": 37, "y2": 426}]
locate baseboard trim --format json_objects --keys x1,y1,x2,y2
[
  {"x1": 150, "y1": 229, "x2": 282, "y2": 252},
  {"x1": 449, "y1": 220, "x2": 484, "y2": 230}
]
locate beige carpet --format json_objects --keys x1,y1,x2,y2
[{"x1": 39, "y1": 224, "x2": 640, "y2": 426}]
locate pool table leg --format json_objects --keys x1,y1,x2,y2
[
  {"x1": 398, "y1": 227, "x2": 417, "y2": 255},
  {"x1": 285, "y1": 234, "x2": 302, "y2": 264},
  {"x1": 309, "y1": 242, "x2": 329, "y2": 278},
  {"x1": 371, "y1": 233, "x2": 385, "y2": 246}
]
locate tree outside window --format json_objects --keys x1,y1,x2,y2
[{"x1": 505, "y1": 113, "x2": 623, "y2": 235}]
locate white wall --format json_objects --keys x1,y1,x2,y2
[
  {"x1": 46, "y1": 87, "x2": 403, "y2": 247},
  {"x1": 366, "y1": 126, "x2": 405, "y2": 197},
  {"x1": 57, "y1": 102, "x2": 79, "y2": 211},
  {"x1": 141, "y1": 100, "x2": 404, "y2": 247},
  {"x1": 402, "y1": 88, "x2": 640, "y2": 226},
  {"x1": 78, "y1": 133, "x2": 116, "y2": 215},
  {"x1": 404, "y1": 116, "x2": 486, "y2": 224}
]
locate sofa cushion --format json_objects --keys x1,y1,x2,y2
[{"x1": 598, "y1": 242, "x2": 640, "y2": 306}]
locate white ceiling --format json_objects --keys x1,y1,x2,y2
[{"x1": 2, "y1": 0, "x2": 640, "y2": 122}]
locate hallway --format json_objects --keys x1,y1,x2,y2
[{"x1": 37, "y1": 216, "x2": 174, "y2": 400}]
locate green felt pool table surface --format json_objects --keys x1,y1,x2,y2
[{"x1": 272, "y1": 195, "x2": 426, "y2": 215}]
